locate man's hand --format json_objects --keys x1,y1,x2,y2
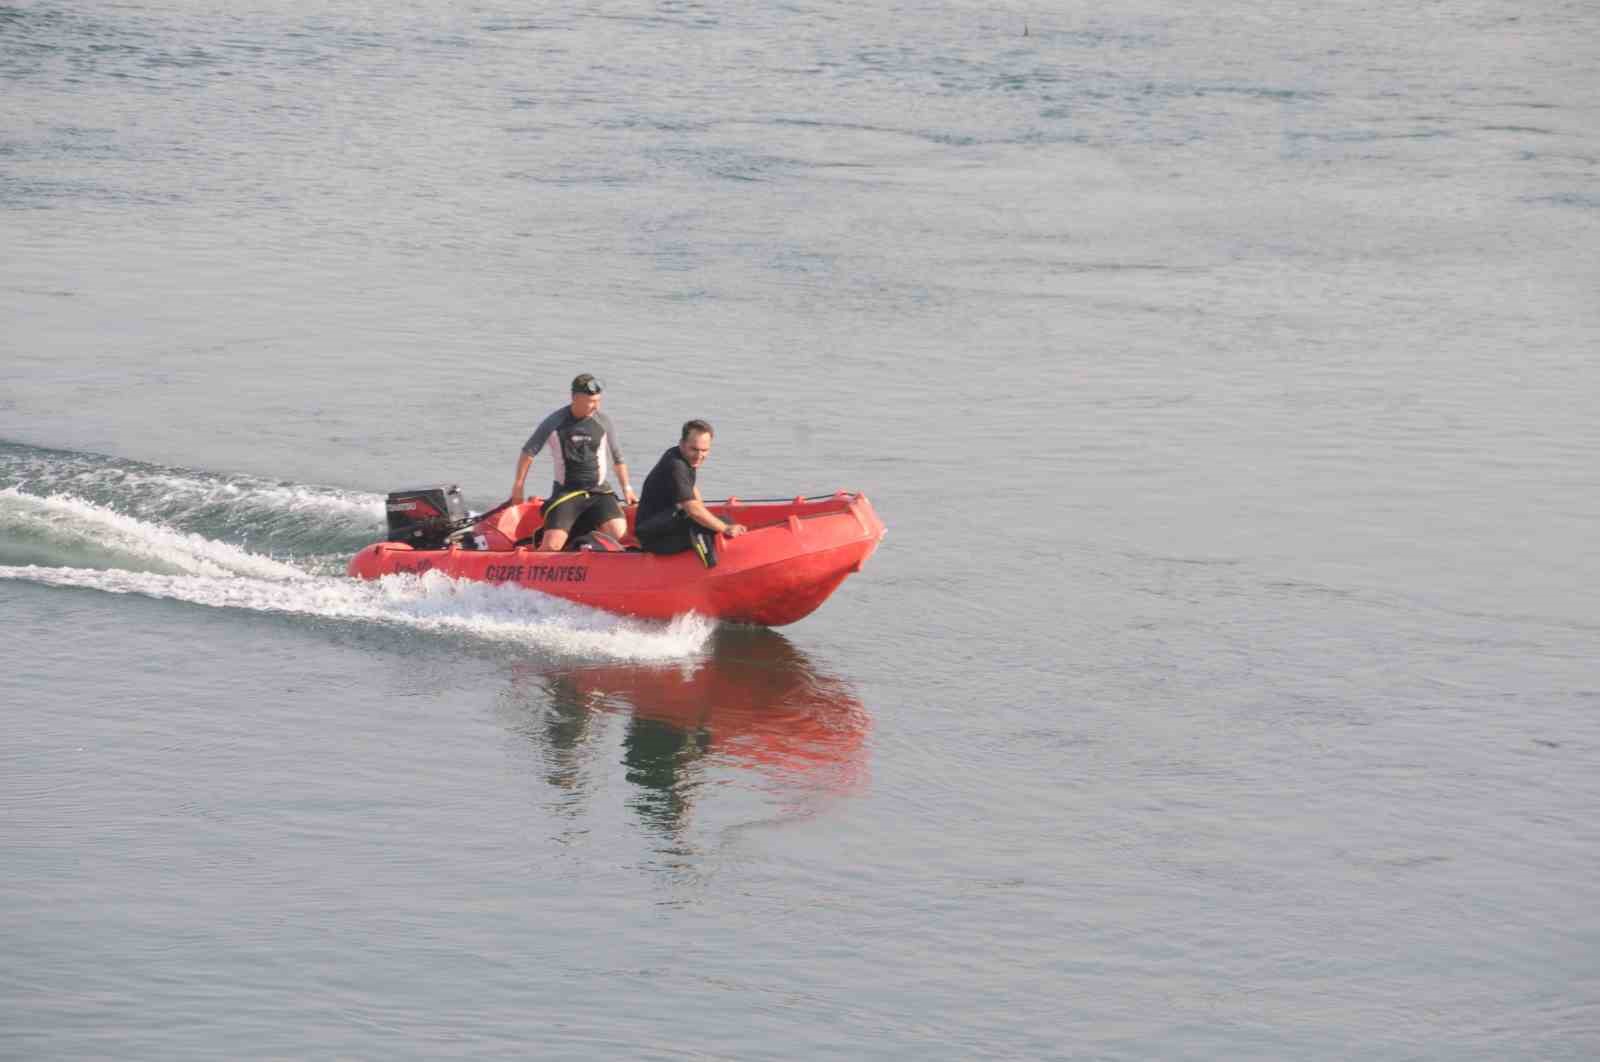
[
  {"x1": 623, "y1": 486, "x2": 639, "y2": 506},
  {"x1": 723, "y1": 523, "x2": 747, "y2": 538},
  {"x1": 510, "y1": 453, "x2": 532, "y2": 508}
]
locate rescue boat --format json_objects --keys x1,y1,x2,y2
[{"x1": 347, "y1": 489, "x2": 886, "y2": 627}]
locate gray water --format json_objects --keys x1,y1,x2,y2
[{"x1": 3, "y1": 1, "x2": 1598, "y2": 1058}]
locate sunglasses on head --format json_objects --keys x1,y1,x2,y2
[{"x1": 574, "y1": 378, "x2": 602, "y2": 395}]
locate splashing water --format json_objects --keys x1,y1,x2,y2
[
  {"x1": 0, "y1": 564, "x2": 716, "y2": 660},
  {"x1": 0, "y1": 439, "x2": 386, "y2": 556},
  {"x1": 0, "y1": 443, "x2": 715, "y2": 661},
  {"x1": 1, "y1": 488, "x2": 312, "y2": 579}
]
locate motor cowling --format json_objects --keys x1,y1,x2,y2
[{"x1": 385, "y1": 486, "x2": 465, "y2": 549}]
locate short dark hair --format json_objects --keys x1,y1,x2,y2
[
  {"x1": 571, "y1": 373, "x2": 602, "y2": 395},
  {"x1": 680, "y1": 419, "x2": 714, "y2": 442}
]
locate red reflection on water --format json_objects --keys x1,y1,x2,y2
[
  {"x1": 504, "y1": 627, "x2": 871, "y2": 816},
  {"x1": 570, "y1": 627, "x2": 871, "y2": 786}
]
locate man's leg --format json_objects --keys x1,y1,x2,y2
[
  {"x1": 637, "y1": 512, "x2": 693, "y2": 556},
  {"x1": 688, "y1": 524, "x2": 718, "y2": 569},
  {"x1": 537, "y1": 492, "x2": 587, "y2": 552},
  {"x1": 590, "y1": 494, "x2": 627, "y2": 544}
]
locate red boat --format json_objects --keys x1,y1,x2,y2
[{"x1": 347, "y1": 490, "x2": 886, "y2": 627}]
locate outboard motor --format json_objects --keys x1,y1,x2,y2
[{"x1": 385, "y1": 486, "x2": 466, "y2": 549}]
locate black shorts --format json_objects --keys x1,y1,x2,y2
[
  {"x1": 540, "y1": 489, "x2": 623, "y2": 536},
  {"x1": 637, "y1": 510, "x2": 718, "y2": 568}
]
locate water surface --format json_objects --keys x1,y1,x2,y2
[{"x1": 3, "y1": 1, "x2": 1598, "y2": 1058}]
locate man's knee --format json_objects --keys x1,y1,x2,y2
[
  {"x1": 601, "y1": 517, "x2": 627, "y2": 539},
  {"x1": 539, "y1": 529, "x2": 569, "y2": 551}
]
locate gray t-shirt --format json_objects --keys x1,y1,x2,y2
[{"x1": 521, "y1": 407, "x2": 625, "y2": 493}]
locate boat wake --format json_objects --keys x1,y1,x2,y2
[
  {"x1": 0, "y1": 488, "x2": 313, "y2": 579},
  {"x1": 0, "y1": 442, "x2": 714, "y2": 661},
  {"x1": 0, "y1": 562, "x2": 715, "y2": 659}
]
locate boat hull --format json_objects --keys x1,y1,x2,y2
[{"x1": 347, "y1": 492, "x2": 885, "y2": 626}]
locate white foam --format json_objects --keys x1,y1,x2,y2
[
  {"x1": 0, "y1": 485, "x2": 711, "y2": 659},
  {"x1": 141, "y1": 474, "x2": 386, "y2": 521},
  {"x1": 0, "y1": 565, "x2": 715, "y2": 661},
  {"x1": 6, "y1": 461, "x2": 386, "y2": 527},
  {"x1": 0, "y1": 488, "x2": 310, "y2": 580}
]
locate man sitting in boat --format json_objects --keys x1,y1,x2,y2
[
  {"x1": 634, "y1": 419, "x2": 747, "y2": 568},
  {"x1": 509, "y1": 373, "x2": 638, "y2": 552}
]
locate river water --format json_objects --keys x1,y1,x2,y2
[{"x1": 3, "y1": 1, "x2": 1597, "y2": 1058}]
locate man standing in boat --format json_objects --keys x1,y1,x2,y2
[
  {"x1": 634, "y1": 419, "x2": 746, "y2": 568},
  {"x1": 510, "y1": 373, "x2": 637, "y2": 552}
]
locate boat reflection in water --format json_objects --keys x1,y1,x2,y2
[{"x1": 501, "y1": 627, "x2": 871, "y2": 837}]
